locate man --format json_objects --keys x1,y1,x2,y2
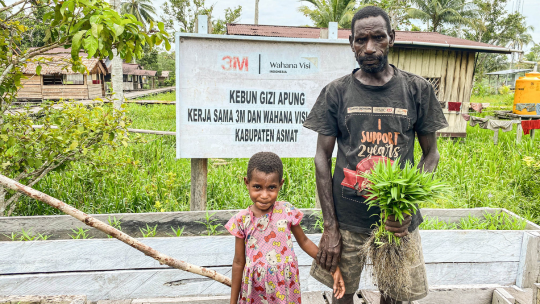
[{"x1": 303, "y1": 6, "x2": 448, "y2": 304}]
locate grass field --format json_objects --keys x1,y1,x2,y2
[{"x1": 10, "y1": 92, "x2": 540, "y2": 224}]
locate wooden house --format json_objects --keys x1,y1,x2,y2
[
  {"x1": 158, "y1": 71, "x2": 170, "y2": 86},
  {"x1": 226, "y1": 24, "x2": 521, "y2": 138},
  {"x1": 18, "y1": 51, "x2": 107, "y2": 101},
  {"x1": 103, "y1": 61, "x2": 157, "y2": 91}
]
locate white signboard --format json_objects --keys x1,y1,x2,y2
[{"x1": 176, "y1": 33, "x2": 355, "y2": 158}]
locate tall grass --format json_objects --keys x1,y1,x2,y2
[{"x1": 9, "y1": 95, "x2": 540, "y2": 224}]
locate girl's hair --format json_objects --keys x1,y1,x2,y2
[{"x1": 247, "y1": 152, "x2": 283, "y2": 181}]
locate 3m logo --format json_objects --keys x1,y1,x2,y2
[{"x1": 222, "y1": 56, "x2": 249, "y2": 72}]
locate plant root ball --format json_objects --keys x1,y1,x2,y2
[{"x1": 360, "y1": 230, "x2": 422, "y2": 301}]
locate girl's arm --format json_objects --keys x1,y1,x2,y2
[
  {"x1": 291, "y1": 224, "x2": 345, "y2": 299},
  {"x1": 230, "y1": 237, "x2": 246, "y2": 304},
  {"x1": 291, "y1": 224, "x2": 318, "y2": 259}
]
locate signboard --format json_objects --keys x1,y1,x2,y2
[{"x1": 176, "y1": 33, "x2": 355, "y2": 158}]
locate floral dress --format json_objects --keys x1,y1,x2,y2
[{"x1": 225, "y1": 201, "x2": 304, "y2": 304}]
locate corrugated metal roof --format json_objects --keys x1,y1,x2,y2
[
  {"x1": 132, "y1": 69, "x2": 157, "y2": 76},
  {"x1": 486, "y1": 69, "x2": 532, "y2": 75},
  {"x1": 22, "y1": 54, "x2": 104, "y2": 75},
  {"x1": 226, "y1": 24, "x2": 508, "y2": 51}
]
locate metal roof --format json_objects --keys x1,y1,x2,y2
[
  {"x1": 226, "y1": 24, "x2": 521, "y2": 54},
  {"x1": 486, "y1": 69, "x2": 532, "y2": 75},
  {"x1": 22, "y1": 54, "x2": 106, "y2": 75}
]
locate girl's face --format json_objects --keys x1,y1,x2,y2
[{"x1": 244, "y1": 169, "x2": 284, "y2": 214}]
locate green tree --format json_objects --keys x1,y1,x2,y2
[
  {"x1": 463, "y1": 0, "x2": 534, "y2": 77},
  {"x1": 525, "y1": 43, "x2": 540, "y2": 62},
  {"x1": 298, "y1": 0, "x2": 357, "y2": 29},
  {"x1": 212, "y1": 6, "x2": 242, "y2": 34},
  {"x1": 161, "y1": 0, "x2": 241, "y2": 35},
  {"x1": 406, "y1": 0, "x2": 477, "y2": 32},
  {"x1": 0, "y1": 0, "x2": 170, "y2": 215},
  {"x1": 360, "y1": 0, "x2": 413, "y2": 30},
  {"x1": 121, "y1": 0, "x2": 157, "y2": 27},
  {"x1": 139, "y1": 45, "x2": 159, "y2": 71}
]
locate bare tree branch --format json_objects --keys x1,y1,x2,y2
[
  {"x1": 0, "y1": 0, "x2": 28, "y2": 13},
  {"x1": 0, "y1": 173, "x2": 233, "y2": 287}
]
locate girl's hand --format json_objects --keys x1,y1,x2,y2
[{"x1": 332, "y1": 266, "x2": 346, "y2": 299}]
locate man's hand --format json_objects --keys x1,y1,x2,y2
[
  {"x1": 385, "y1": 214, "x2": 412, "y2": 237},
  {"x1": 317, "y1": 226, "x2": 342, "y2": 273}
]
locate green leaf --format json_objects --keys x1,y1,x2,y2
[
  {"x1": 158, "y1": 22, "x2": 165, "y2": 32},
  {"x1": 71, "y1": 30, "x2": 86, "y2": 60},
  {"x1": 36, "y1": 65, "x2": 42, "y2": 76}
]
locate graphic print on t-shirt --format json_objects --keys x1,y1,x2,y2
[{"x1": 341, "y1": 108, "x2": 411, "y2": 200}]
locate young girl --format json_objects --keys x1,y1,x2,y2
[{"x1": 225, "y1": 152, "x2": 345, "y2": 304}]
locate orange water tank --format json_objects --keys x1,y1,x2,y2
[{"x1": 514, "y1": 71, "x2": 540, "y2": 115}]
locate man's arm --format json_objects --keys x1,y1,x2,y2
[
  {"x1": 314, "y1": 134, "x2": 342, "y2": 273},
  {"x1": 416, "y1": 132, "x2": 440, "y2": 173},
  {"x1": 385, "y1": 132, "x2": 440, "y2": 238}
]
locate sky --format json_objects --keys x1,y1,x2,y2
[{"x1": 150, "y1": 0, "x2": 540, "y2": 52}]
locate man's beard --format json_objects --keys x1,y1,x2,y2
[{"x1": 356, "y1": 50, "x2": 389, "y2": 73}]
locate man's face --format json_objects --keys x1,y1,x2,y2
[{"x1": 349, "y1": 16, "x2": 395, "y2": 73}]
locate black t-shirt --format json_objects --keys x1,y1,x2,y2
[{"x1": 303, "y1": 65, "x2": 449, "y2": 233}]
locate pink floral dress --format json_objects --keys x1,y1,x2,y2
[{"x1": 225, "y1": 201, "x2": 304, "y2": 304}]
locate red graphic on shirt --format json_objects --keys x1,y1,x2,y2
[
  {"x1": 341, "y1": 156, "x2": 393, "y2": 199},
  {"x1": 252, "y1": 251, "x2": 263, "y2": 262},
  {"x1": 264, "y1": 231, "x2": 277, "y2": 242}
]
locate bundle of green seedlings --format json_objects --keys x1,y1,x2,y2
[{"x1": 360, "y1": 158, "x2": 450, "y2": 301}]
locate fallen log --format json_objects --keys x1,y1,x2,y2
[{"x1": 0, "y1": 173, "x2": 232, "y2": 287}]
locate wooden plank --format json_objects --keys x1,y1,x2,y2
[
  {"x1": 0, "y1": 208, "x2": 322, "y2": 241},
  {"x1": 388, "y1": 48, "x2": 395, "y2": 65},
  {"x1": 444, "y1": 51, "x2": 457, "y2": 102},
  {"x1": 0, "y1": 207, "x2": 535, "y2": 241},
  {"x1": 0, "y1": 295, "x2": 87, "y2": 304},
  {"x1": 516, "y1": 232, "x2": 540, "y2": 288},
  {"x1": 407, "y1": 49, "x2": 418, "y2": 75},
  {"x1": 362, "y1": 285, "x2": 500, "y2": 304},
  {"x1": 0, "y1": 262, "x2": 520, "y2": 301},
  {"x1": 534, "y1": 283, "x2": 540, "y2": 304},
  {"x1": 190, "y1": 158, "x2": 208, "y2": 211},
  {"x1": 127, "y1": 129, "x2": 176, "y2": 136},
  {"x1": 438, "y1": 50, "x2": 449, "y2": 101},
  {"x1": 463, "y1": 52, "x2": 476, "y2": 103},
  {"x1": 397, "y1": 48, "x2": 405, "y2": 70},
  {"x1": 427, "y1": 50, "x2": 437, "y2": 77},
  {"x1": 0, "y1": 231, "x2": 526, "y2": 274},
  {"x1": 414, "y1": 49, "x2": 424, "y2": 76},
  {"x1": 492, "y1": 288, "x2": 515, "y2": 304},
  {"x1": 132, "y1": 296, "x2": 229, "y2": 304},
  {"x1": 302, "y1": 291, "x2": 327, "y2": 304},
  {"x1": 401, "y1": 49, "x2": 411, "y2": 73},
  {"x1": 392, "y1": 48, "x2": 400, "y2": 67},
  {"x1": 451, "y1": 51, "x2": 463, "y2": 103},
  {"x1": 494, "y1": 128, "x2": 500, "y2": 145},
  {"x1": 501, "y1": 286, "x2": 533, "y2": 304},
  {"x1": 458, "y1": 52, "x2": 472, "y2": 103}
]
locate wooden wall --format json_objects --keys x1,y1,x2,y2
[
  {"x1": 17, "y1": 74, "x2": 106, "y2": 100},
  {"x1": 389, "y1": 48, "x2": 476, "y2": 137},
  {"x1": 17, "y1": 75, "x2": 42, "y2": 99},
  {"x1": 88, "y1": 84, "x2": 103, "y2": 99}
]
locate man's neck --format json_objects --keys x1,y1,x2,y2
[{"x1": 354, "y1": 64, "x2": 394, "y2": 86}]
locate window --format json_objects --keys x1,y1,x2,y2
[
  {"x1": 43, "y1": 75, "x2": 63, "y2": 85},
  {"x1": 63, "y1": 74, "x2": 84, "y2": 85},
  {"x1": 425, "y1": 77, "x2": 441, "y2": 98}
]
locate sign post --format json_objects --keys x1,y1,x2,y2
[
  {"x1": 176, "y1": 24, "x2": 351, "y2": 208},
  {"x1": 190, "y1": 15, "x2": 210, "y2": 211}
]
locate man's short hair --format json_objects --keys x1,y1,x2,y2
[
  {"x1": 247, "y1": 152, "x2": 283, "y2": 181},
  {"x1": 351, "y1": 6, "x2": 392, "y2": 38}
]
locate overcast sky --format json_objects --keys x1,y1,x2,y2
[
  {"x1": 4, "y1": 0, "x2": 540, "y2": 51},
  {"x1": 152, "y1": 0, "x2": 540, "y2": 52}
]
